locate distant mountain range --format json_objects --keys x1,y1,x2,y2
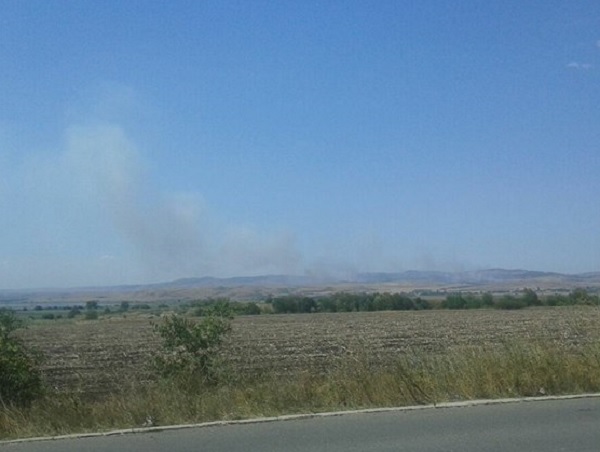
[
  {"x1": 351, "y1": 269, "x2": 600, "y2": 285},
  {"x1": 2, "y1": 269, "x2": 599, "y2": 305},
  {"x1": 158, "y1": 269, "x2": 600, "y2": 288}
]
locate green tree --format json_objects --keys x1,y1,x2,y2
[
  {"x1": 153, "y1": 303, "x2": 234, "y2": 386},
  {"x1": 442, "y1": 294, "x2": 466, "y2": 309},
  {"x1": 545, "y1": 294, "x2": 569, "y2": 306},
  {"x1": 67, "y1": 307, "x2": 81, "y2": 318},
  {"x1": 237, "y1": 302, "x2": 261, "y2": 315},
  {"x1": 0, "y1": 309, "x2": 44, "y2": 405},
  {"x1": 413, "y1": 297, "x2": 432, "y2": 310},
  {"x1": 464, "y1": 294, "x2": 482, "y2": 309},
  {"x1": 570, "y1": 288, "x2": 590, "y2": 305},
  {"x1": 84, "y1": 310, "x2": 99, "y2": 320},
  {"x1": 522, "y1": 288, "x2": 541, "y2": 306},
  {"x1": 481, "y1": 292, "x2": 494, "y2": 307}
]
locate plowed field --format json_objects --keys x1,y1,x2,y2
[{"x1": 19, "y1": 307, "x2": 600, "y2": 397}]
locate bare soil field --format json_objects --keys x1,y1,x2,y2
[{"x1": 18, "y1": 307, "x2": 600, "y2": 398}]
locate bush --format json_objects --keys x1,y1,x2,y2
[
  {"x1": 0, "y1": 309, "x2": 44, "y2": 406},
  {"x1": 442, "y1": 294, "x2": 467, "y2": 309},
  {"x1": 522, "y1": 288, "x2": 541, "y2": 306},
  {"x1": 413, "y1": 297, "x2": 432, "y2": 310},
  {"x1": 153, "y1": 302, "x2": 234, "y2": 386},
  {"x1": 481, "y1": 292, "x2": 494, "y2": 307},
  {"x1": 84, "y1": 310, "x2": 99, "y2": 320},
  {"x1": 67, "y1": 307, "x2": 81, "y2": 318},
  {"x1": 464, "y1": 294, "x2": 482, "y2": 309},
  {"x1": 545, "y1": 294, "x2": 570, "y2": 306},
  {"x1": 237, "y1": 302, "x2": 261, "y2": 315},
  {"x1": 568, "y1": 288, "x2": 599, "y2": 305}
]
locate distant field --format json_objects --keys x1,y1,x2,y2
[{"x1": 18, "y1": 307, "x2": 600, "y2": 398}]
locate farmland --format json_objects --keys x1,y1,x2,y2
[{"x1": 18, "y1": 307, "x2": 600, "y2": 398}]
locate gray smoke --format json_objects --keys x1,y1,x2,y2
[{"x1": 63, "y1": 123, "x2": 302, "y2": 283}]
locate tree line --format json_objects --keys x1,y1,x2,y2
[{"x1": 256, "y1": 288, "x2": 599, "y2": 314}]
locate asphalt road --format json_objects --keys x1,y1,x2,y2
[{"x1": 3, "y1": 397, "x2": 600, "y2": 451}]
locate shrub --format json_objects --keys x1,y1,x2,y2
[
  {"x1": 153, "y1": 302, "x2": 234, "y2": 386},
  {"x1": 84, "y1": 310, "x2": 99, "y2": 320},
  {"x1": 442, "y1": 294, "x2": 467, "y2": 309},
  {"x1": 522, "y1": 288, "x2": 541, "y2": 306},
  {"x1": 568, "y1": 288, "x2": 599, "y2": 305},
  {"x1": 0, "y1": 309, "x2": 44, "y2": 406},
  {"x1": 481, "y1": 292, "x2": 494, "y2": 307},
  {"x1": 67, "y1": 307, "x2": 81, "y2": 318},
  {"x1": 237, "y1": 302, "x2": 261, "y2": 315},
  {"x1": 464, "y1": 294, "x2": 482, "y2": 309},
  {"x1": 545, "y1": 294, "x2": 570, "y2": 306},
  {"x1": 413, "y1": 298, "x2": 432, "y2": 310}
]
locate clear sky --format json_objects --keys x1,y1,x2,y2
[{"x1": 1, "y1": 1, "x2": 599, "y2": 289}]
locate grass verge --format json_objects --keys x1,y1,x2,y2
[{"x1": 2, "y1": 340, "x2": 600, "y2": 440}]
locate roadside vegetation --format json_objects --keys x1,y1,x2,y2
[
  {"x1": 1, "y1": 290, "x2": 600, "y2": 440},
  {"x1": 0, "y1": 309, "x2": 43, "y2": 407},
  {"x1": 153, "y1": 300, "x2": 234, "y2": 387}
]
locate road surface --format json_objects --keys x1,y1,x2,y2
[{"x1": 3, "y1": 397, "x2": 600, "y2": 451}]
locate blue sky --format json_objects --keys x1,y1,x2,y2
[{"x1": 1, "y1": 1, "x2": 599, "y2": 289}]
